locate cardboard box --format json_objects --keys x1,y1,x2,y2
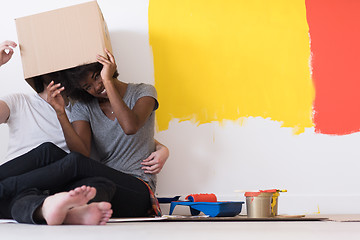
[{"x1": 15, "y1": 1, "x2": 112, "y2": 86}]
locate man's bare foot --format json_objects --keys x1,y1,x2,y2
[
  {"x1": 40, "y1": 185, "x2": 96, "y2": 225},
  {"x1": 63, "y1": 202, "x2": 112, "y2": 225}
]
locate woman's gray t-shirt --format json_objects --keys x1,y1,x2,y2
[{"x1": 69, "y1": 83, "x2": 158, "y2": 191}]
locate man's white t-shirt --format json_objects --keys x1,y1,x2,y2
[{"x1": 0, "y1": 93, "x2": 69, "y2": 162}]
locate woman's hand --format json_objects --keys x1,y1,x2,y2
[
  {"x1": 141, "y1": 144, "x2": 169, "y2": 174},
  {"x1": 96, "y1": 48, "x2": 117, "y2": 82},
  {"x1": 46, "y1": 81, "x2": 66, "y2": 116},
  {"x1": 0, "y1": 40, "x2": 17, "y2": 66}
]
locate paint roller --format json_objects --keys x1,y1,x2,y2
[{"x1": 185, "y1": 193, "x2": 217, "y2": 202}]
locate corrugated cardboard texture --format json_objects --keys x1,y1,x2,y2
[{"x1": 15, "y1": 1, "x2": 112, "y2": 80}]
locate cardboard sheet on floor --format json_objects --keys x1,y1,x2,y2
[
  {"x1": 162, "y1": 215, "x2": 328, "y2": 222},
  {"x1": 319, "y1": 214, "x2": 360, "y2": 222},
  {"x1": 107, "y1": 215, "x2": 328, "y2": 223}
]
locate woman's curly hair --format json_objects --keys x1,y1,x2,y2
[{"x1": 60, "y1": 62, "x2": 119, "y2": 103}]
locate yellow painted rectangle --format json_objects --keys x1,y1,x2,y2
[{"x1": 149, "y1": 0, "x2": 314, "y2": 134}]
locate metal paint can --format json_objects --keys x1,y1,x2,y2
[{"x1": 244, "y1": 191, "x2": 273, "y2": 218}]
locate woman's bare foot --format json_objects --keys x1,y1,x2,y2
[
  {"x1": 63, "y1": 202, "x2": 113, "y2": 225},
  {"x1": 40, "y1": 185, "x2": 96, "y2": 225}
]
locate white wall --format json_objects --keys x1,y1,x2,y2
[{"x1": 1, "y1": 0, "x2": 360, "y2": 215}]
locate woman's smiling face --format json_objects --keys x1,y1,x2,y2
[{"x1": 80, "y1": 71, "x2": 108, "y2": 98}]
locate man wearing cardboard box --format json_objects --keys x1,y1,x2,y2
[{"x1": 0, "y1": 40, "x2": 116, "y2": 225}]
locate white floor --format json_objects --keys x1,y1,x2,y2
[{"x1": 1, "y1": 216, "x2": 360, "y2": 240}]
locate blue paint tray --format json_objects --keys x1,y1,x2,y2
[{"x1": 169, "y1": 201, "x2": 244, "y2": 217}]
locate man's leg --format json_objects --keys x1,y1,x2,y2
[
  {"x1": 10, "y1": 188, "x2": 48, "y2": 224},
  {"x1": 0, "y1": 142, "x2": 67, "y2": 181},
  {"x1": 1, "y1": 152, "x2": 151, "y2": 217},
  {"x1": 0, "y1": 152, "x2": 84, "y2": 199},
  {"x1": 0, "y1": 199, "x2": 12, "y2": 219}
]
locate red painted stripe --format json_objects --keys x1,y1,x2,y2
[{"x1": 306, "y1": 0, "x2": 360, "y2": 135}]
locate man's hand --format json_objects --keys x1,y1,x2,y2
[
  {"x1": 141, "y1": 144, "x2": 169, "y2": 174},
  {"x1": 0, "y1": 41, "x2": 17, "y2": 66}
]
